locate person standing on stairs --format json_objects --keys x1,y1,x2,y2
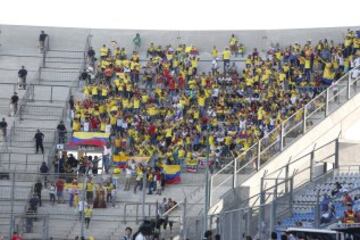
[
  {"x1": 34, "y1": 129, "x2": 45, "y2": 154},
  {"x1": 17, "y1": 66, "x2": 27, "y2": 90},
  {"x1": 40, "y1": 161, "x2": 49, "y2": 188},
  {"x1": 9, "y1": 92, "x2": 18, "y2": 117},
  {"x1": 84, "y1": 205, "x2": 93, "y2": 229},
  {"x1": 34, "y1": 178, "x2": 43, "y2": 207},
  {"x1": 57, "y1": 120, "x2": 67, "y2": 144},
  {"x1": 0, "y1": 118, "x2": 7, "y2": 141},
  {"x1": 38, "y1": 30, "x2": 48, "y2": 52}
]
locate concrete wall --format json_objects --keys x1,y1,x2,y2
[
  {"x1": 1, "y1": 24, "x2": 359, "y2": 57},
  {"x1": 338, "y1": 140, "x2": 360, "y2": 166},
  {"x1": 240, "y1": 91, "x2": 360, "y2": 200}
]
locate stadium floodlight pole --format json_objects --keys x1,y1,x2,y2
[
  {"x1": 80, "y1": 167, "x2": 89, "y2": 238},
  {"x1": 204, "y1": 103, "x2": 211, "y2": 235}
]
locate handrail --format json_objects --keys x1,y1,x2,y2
[
  {"x1": 265, "y1": 139, "x2": 337, "y2": 178},
  {"x1": 160, "y1": 201, "x2": 182, "y2": 218}
]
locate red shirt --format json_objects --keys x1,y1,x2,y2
[
  {"x1": 178, "y1": 76, "x2": 185, "y2": 89},
  {"x1": 148, "y1": 124, "x2": 156, "y2": 136},
  {"x1": 168, "y1": 77, "x2": 176, "y2": 90},
  {"x1": 55, "y1": 179, "x2": 65, "y2": 192},
  {"x1": 90, "y1": 117, "x2": 99, "y2": 130},
  {"x1": 11, "y1": 234, "x2": 23, "y2": 240}
]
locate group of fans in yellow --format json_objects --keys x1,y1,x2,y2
[{"x1": 72, "y1": 30, "x2": 360, "y2": 175}]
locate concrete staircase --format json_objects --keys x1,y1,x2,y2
[{"x1": 0, "y1": 40, "x2": 83, "y2": 239}]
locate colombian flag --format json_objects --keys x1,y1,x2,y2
[
  {"x1": 112, "y1": 154, "x2": 129, "y2": 168},
  {"x1": 68, "y1": 132, "x2": 110, "y2": 147},
  {"x1": 163, "y1": 165, "x2": 181, "y2": 184}
]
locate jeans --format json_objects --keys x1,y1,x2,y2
[
  {"x1": 304, "y1": 68, "x2": 311, "y2": 81},
  {"x1": 49, "y1": 193, "x2": 56, "y2": 205},
  {"x1": 69, "y1": 193, "x2": 74, "y2": 207},
  {"x1": 102, "y1": 155, "x2": 110, "y2": 174},
  {"x1": 223, "y1": 60, "x2": 230, "y2": 73},
  {"x1": 148, "y1": 181, "x2": 156, "y2": 194},
  {"x1": 134, "y1": 180, "x2": 143, "y2": 193}
]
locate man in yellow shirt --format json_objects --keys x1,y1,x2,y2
[
  {"x1": 100, "y1": 44, "x2": 109, "y2": 59},
  {"x1": 84, "y1": 205, "x2": 93, "y2": 229},
  {"x1": 211, "y1": 46, "x2": 218, "y2": 59},
  {"x1": 222, "y1": 47, "x2": 231, "y2": 73}
]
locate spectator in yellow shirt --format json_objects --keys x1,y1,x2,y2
[{"x1": 222, "y1": 48, "x2": 231, "y2": 73}]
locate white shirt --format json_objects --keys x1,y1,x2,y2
[
  {"x1": 239, "y1": 120, "x2": 246, "y2": 129},
  {"x1": 135, "y1": 233, "x2": 145, "y2": 240},
  {"x1": 105, "y1": 124, "x2": 111, "y2": 133},
  {"x1": 78, "y1": 201, "x2": 87, "y2": 212},
  {"x1": 125, "y1": 168, "x2": 133, "y2": 177},
  {"x1": 212, "y1": 88, "x2": 219, "y2": 98},
  {"x1": 83, "y1": 122, "x2": 89, "y2": 132},
  {"x1": 103, "y1": 146, "x2": 111, "y2": 156}
]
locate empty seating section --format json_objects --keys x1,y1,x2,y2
[{"x1": 279, "y1": 171, "x2": 360, "y2": 229}]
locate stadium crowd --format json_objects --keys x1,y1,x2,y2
[{"x1": 72, "y1": 29, "x2": 360, "y2": 173}]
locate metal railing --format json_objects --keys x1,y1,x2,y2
[
  {"x1": 0, "y1": 152, "x2": 44, "y2": 172},
  {"x1": 202, "y1": 139, "x2": 345, "y2": 239},
  {"x1": 210, "y1": 65, "x2": 360, "y2": 207},
  {"x1": 38, "y1": 67, "x2": 80, "y2": 84}
]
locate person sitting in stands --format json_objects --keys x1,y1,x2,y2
[
  {"x1": 343, "y1": 204, "x2": 356, "y2": 224},
  {"x1": 321, "y1": 193, "x2": 330, "y2": 212},
  {"x1": 320, "y1": 201, "x2": 335, "y2": 224},
  {"x1": 343, "y1": 191, "x2": 353, "y2": 206}
]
